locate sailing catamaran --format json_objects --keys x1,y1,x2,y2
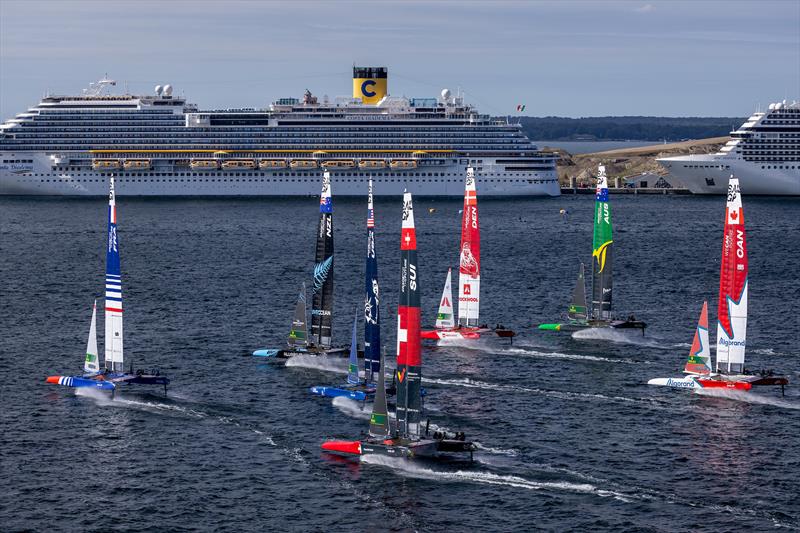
[
  {"x1": 538, "y1": 165, "x2": 646, "y2": 334},
  {"x1": 253, "y1": 283, "x2": 310, "y2": 357},
  {"x1": 253, "y1": 171, "x2": 348, "y2": 358},
  {"x1": 648, "y1": 177, "x2": 788, "y2": 393},
  {"x1": 322, "y1": 191, "x2": 475, "y2": 460},
  {"x1": 310, "y1": 180, "x2": 383, "y2": 399},
  {"x1": 422, "y1": 167, "x2": 515, "y2": 341},
  {"x1": 46, "y1": 177, "x2": 170, "y2": 396},
  {"x1": 310, "y1": 312, "x2": 377, "y2": 401}
]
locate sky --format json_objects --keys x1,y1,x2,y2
[{"x1": 0, "y1": 0, "x2": 798, "y2": 119}]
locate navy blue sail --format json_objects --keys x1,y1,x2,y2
[
  {"x1": 364, "y1": 179, "x2": 381, "y2": 381},
  {"x1": 311, "y1": 171, "x2": 334, "y2": 348}
]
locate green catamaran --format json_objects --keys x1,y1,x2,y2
[{"x1": 538, "y1": 165, "x2": 646, "y2": 333}]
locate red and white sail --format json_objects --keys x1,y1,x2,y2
[
  {"x1": 457, "y1": 168, "x2": 480, "y2": 327},
  {"x1": 715, "y1": 177, "x2": 748, "y2": 374},
  {"x1": 683, "y1": 301, "x2": 711, "y2": 375},
  {"x1": 396, "y1": 190, "x2": 422, "y2": 438},
  {"x1": 435, "y1": 268, "x2": 454, "y2": 329}
]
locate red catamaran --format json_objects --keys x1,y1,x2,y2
[
  {"x1": 422, "y1": 167, "x2": 514, "y2": 341},
  {"x1": 648, "y1": 176, "x2": 787, "y2": 393}
]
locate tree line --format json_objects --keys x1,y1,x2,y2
[{"x1": 513, "y1": 116, "x2": 744, "y2": 141}]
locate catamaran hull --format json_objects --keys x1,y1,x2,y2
[
  {"x1": 648, "y1": 376, "x2": 752, "y2": 391},
  {"x1": 421, "y1": 326, "x2": 514, "y2": 341},
  {"x1": 538, "y1": 319, "x2": 646, "y2": 333},
  {"x1": 46, "y1": 375, "x2": 115, "y2": 390},
  {"x1": 252, "y1": 346, "x2": 351, "y2": 358},
  {"x1": 537, "y1": 322, "x2": 589, "y2": 332},
  {"x1": 309, "y1": 385, "x2": 374, "y2": 401},
  {"x1": 322, "y1": 438, "x2": 475, "y2": 460}
]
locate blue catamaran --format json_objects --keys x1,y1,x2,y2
[
  {"x1": 310, "y1": 180, "x2": 383, "y2": 400},
  {"x1": 46, "y1": 176, "x2": 170, "y2": 397}
]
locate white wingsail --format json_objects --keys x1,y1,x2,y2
[
  {"x1": 715, "y1": 177, "x2": 748, "y2": 374},
  {"x1": 84, "y1": 300, "x2": 100, "y2": 374},
  {"x1": 104, "y1": 177, "x2": 124, "y2": 372},
  {"x1": 435, "y1": 268, "x2": 455, "y2": 329},
  {"x1": 457, "y1": 168, "x2": 480, "y2": 327}
]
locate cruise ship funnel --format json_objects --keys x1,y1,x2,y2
[{"x1": 353, "y1": 66, "x2": 387, "y2": 104}]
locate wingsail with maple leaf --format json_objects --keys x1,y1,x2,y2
[
  {"x1": 648, "y1": 177, "x2": 787, "y2": 393},
  {"x1": 538, "y1": 165, "x2": 646, "y2": 334}
]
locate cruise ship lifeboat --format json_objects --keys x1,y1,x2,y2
[
  {"x1": 390, "y1": 159, "x2": 417, "y2": 169},
  {"x1": 222, "y1": 159, "x2": 257, "y2": 170},
  {"x1": 92, "y1": 159, "x2": 121, "y2": 171},
  {"x1": 359, "y1": 159, "x2": 387, "y2": 169},
  {"x1": 322, "y1": 160, "x2": 356, "y2": 169},
  {"x1": 259, "y1": 159, "x2": 287, "y2": 169},
  {"x1": 123, "y1": 159, "x2": 151, "y2": 170},
  {"x1": 190, "y1": 159, "x2": 219, "y2": 170},
  {"x1": 290, "y1": 159, "x2": 318, "y2": 169}
]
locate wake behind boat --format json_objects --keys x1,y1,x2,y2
[
  {"x1": 422, "y1": 167, "x2": 515, "y2": 342},
  {"x1": 538, "y1": 165, "x2": 646, "y2": 335},
  {"x1": 648, "y1": 177, "x2": 788, "y2": 394},
  {"x1": 46, "y1": 177, "x2": 170, "y2": 397},
  {"x1": 322, "y1": 191, "x2": 475, "y2": 461},
  {"x1": 253, "y1": 171, "x2": 349, "y2": 358}
]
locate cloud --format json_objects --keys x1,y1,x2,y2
[{"x1": 635, "y1": 4, "x2": 656, "y2": 13}]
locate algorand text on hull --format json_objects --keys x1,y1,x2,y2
[{"x1": 0, "y1": 67, "x2": 559, "y2": 197}]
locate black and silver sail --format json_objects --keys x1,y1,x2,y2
[
  {"x1": 568, "y1": 263, "x2": 588, "y2": 322},
  {"x1": 311, "y1": 171, "x2": 334, "y2": 348},
  {"x1": 287, "y1": 283, "x2": 308, "y2": 347},
  {"x1": 369, "y1": 348, "x2": 391, "y2": 438}
]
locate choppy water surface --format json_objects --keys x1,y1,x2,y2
[{"x1": 1, "y1": 194, "x2": 798, "y2": 531}]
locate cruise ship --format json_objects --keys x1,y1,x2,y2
[
  {"x1": 658, "y1": 100, "x2": 800, "y2": 195},
  {"x1": 0, "y1": 67, "x2": 559, "y2": 196}
]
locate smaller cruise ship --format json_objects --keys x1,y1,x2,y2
[{"x1": 658, "y1": 100, "x2": 800, "y2": 195}]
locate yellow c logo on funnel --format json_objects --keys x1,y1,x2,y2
[{"x1": 593, "y1": 240, "x2": 613, "y2": 273}]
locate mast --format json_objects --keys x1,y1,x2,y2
[
  {"x1": 104, "y1": 176, "x2": 124, "y2": 372},
  {"x1": 458, "y1": 167, "x2": 480, "y2": 327},
  {"x1": 568, "y1": 263, "x2": 588, "y2": 322},
  {"x1": 369, "y1": 347, "x2": 391, "y2": 438},
  {"x1": 396, "y1": 190, "x2": 422, "y2": 439},
  {"x1": 435, "y1": 268, "x2": 455, "y2": 329},
  {"x1": 716, "y1": 177, "x2": 748, "y2": 374},
  {"x1": 347, "y1": 312, "x2": 359, "y2": 385},
  {"x1": 84, "y1": 300, "x2": 99, "y2": 374},
  {"x1": 287, "y1": 283, "x2": 308, "y2": 347},
  {"x1": 590, "y1": 165, "x2": 613, "y2": 321},
  {"x1": 311, "y1": 171, "x2": 334, "y2": 348},
  {"x1": 364, "y1": 179, "x2": 380, "y2": 380}
]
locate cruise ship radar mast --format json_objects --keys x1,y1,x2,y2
[{"x1": 83, "y1": 76, "x2": 116, "y2": 97}]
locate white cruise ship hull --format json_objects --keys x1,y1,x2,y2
[
  {"x1": 658, "y1": 155, "x2": 800, "y2": 195},
  {"x1": 0, "y1": 154, "x2": 559, "y2": 196}
]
